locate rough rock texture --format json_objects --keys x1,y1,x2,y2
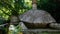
[
  {"x1": 19, "y1": 9, "x2": 56, "y2": 29},
  {"x1": 49, "y1": 23, "x2": 60, "y2": 29},
  {"x1": 22, "y1": 29, "x2": 60, "y2": 34},
  {"x1": 19, "y1": 9, "x2": 56, "y2": 23},
  {"x1": 19, "y1": 22, "x2": 28, "y2": 29}
]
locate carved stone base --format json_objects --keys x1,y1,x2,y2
[{"x1": 22, "y1": 29, "x2": 60, "y2": 34}]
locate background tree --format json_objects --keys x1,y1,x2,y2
[{"x1": 0, "y1": 0, "x2": 32, "y2": 23}]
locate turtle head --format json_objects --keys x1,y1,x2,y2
[{"x1": 10, "y1": 16, "x2": 19, "y2": 26}]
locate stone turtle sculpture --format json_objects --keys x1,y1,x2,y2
[
  {"x1": 19, "y1": 0, "x2": 57, "y2": 29},
  {"x1": 19, "y1": 9, "x2": 56, "y2": 29}
]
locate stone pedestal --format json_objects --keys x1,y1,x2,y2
[{"x1": 22, "y1": 29, "x2": 60, "y2": 34}]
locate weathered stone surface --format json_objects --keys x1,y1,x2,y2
[
  {"x1": 19, "y1": 9, "x2": 56, "y2": 23},
  {"x1": 19, "y1": 9, "x2": 56, "y2": 29},
  {"x1": 22, "y1": 29, "x2": 60, "y2": 34},
  {"x1": 19, "y1": 22, "x2": 28, "y2": 29},
  {"x1": 49, "y1": 23, "x2": 60, "y2": 29}
]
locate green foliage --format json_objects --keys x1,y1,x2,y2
[
  {"x1": 37, "y1": 0, "x2": 56, "y2": 11},
  {"x1": 0, "y1": 0, "x2": 32, "y2": 20},
  {"x1": 0, "y1": 17, "x2": 4, "y2": 25}
]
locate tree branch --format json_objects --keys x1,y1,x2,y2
[
  {"x1": 0, "y1": 9, "x2": 10, "y2": 16},
  {"x1": 0, "y1": 0, "x2": 14, "y2": 12}
]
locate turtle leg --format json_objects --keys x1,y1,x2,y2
[
  {"x1": 19, "y1": 22, "x2": 28, "y2": 34},
  {"x1": 49, "y1": 23, "x2": 60, "y2": 29},
  {"x1": 19, "y1": 22, "x2": 28, "y2": 30}
]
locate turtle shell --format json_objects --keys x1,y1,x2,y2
[{"x1": 19, "y1": 9, "x2": 56, "y2": 29}]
